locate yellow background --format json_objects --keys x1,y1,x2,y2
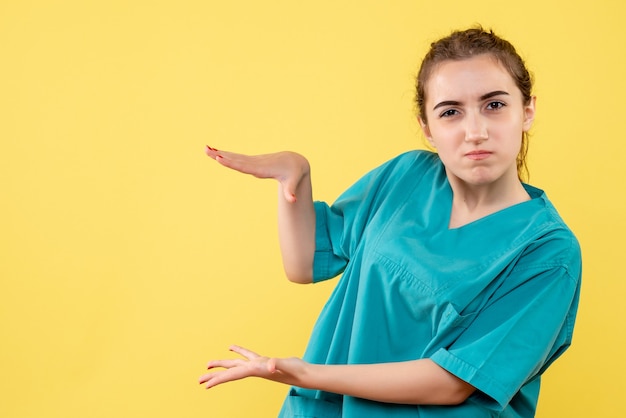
[{"x1": 1, "y1": 1, "x2": 624, "y2": 417}]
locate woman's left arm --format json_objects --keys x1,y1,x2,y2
[{"x1": 199, "y1": 345, "x2": 475, "y2": 405}]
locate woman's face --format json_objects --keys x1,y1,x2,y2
[{"x1": 420, "y1": 54, "x2": 535, "y2": 187}]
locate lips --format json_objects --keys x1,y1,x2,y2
[{"x1": 465, "y1": 150, "x2": 492, "y2": 160}]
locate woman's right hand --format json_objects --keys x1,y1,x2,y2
[
  {"x1": 205, "y1": 145, "x2": 315, "y2": 283},
  {"x1": 205, "y1": 146, "x2": 311, "y2": 203}
]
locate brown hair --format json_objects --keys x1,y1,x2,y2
[{"x1": 416, "y1": 27, "x2": 534, "y2": 180}]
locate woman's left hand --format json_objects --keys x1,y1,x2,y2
[{"x1": 199, "y1": 345, "x2": 308, "y2": 389}]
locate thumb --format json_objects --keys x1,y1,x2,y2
[
  {"x1": 280, "y1": 182, "x2": 298, "y2": 203},
  {"x1": 267, "y1": 358, "x2": 280, "y2": 374}
]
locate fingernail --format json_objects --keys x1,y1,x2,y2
[{"x1": 205, "y1": 145, "x2": 218, "y2": 151}]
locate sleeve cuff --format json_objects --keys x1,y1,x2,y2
[
  {"x1": 312, "y1": 201, "x2": 334, "y2": 283},
  {"x1": 430, "y1": 348, "x2": 510, "y2": 411}
]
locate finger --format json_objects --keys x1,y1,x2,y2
[
  {"x1": 199, "y1": 369, "x2": 231, "y2": 386},
  {"x1": 201, "y1": 372, "x2": 233, "y2": 389},
  {"x1": 199, "y1": 364, "x2": 256, "y2": 388},
  {"x1": 229, "y1": 344, "x2": 260, "y2": 359},
  {"x1": 281, "y1": 187, "x2": 298, "y2": 203},
  {"x1": 208, "y1": 152, "x2": 267, "y2": 177},
  {"x1": 206, "y1": 359, "x2": 244, "y2": 369},
  {"x1": 204, "y1": 146, "x2": 243, "y2": 163},
  {"x1": 204, "y1": 145, "x2": 222, "y2": 160},
  {"x1": 279, "y1": 168, "x2": 305, "y2": 203},
  {"x1": 267, "y1": 357, "x2": 278, "y2": 373},
  {"x1": 278, "y1": 174, "x2": 298, "y2": 203},
  {"x1": 198, "y1": 372, "x2": 214, "y2": 384}
]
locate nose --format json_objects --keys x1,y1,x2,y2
[{"x1": 464, "y1": 113, "x2": 488, "y2": 143}]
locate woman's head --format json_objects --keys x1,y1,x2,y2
[{"x1": 416, "y1": 27, "x2": 534, "y2": 180}]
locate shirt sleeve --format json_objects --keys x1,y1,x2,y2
[
  {"x1": 312, "y1": 151, "x2": 428, "y2": 282},
  {"x1": 431, "y1": 232, "x2": 582, "y2": 410},
  {"x1": 311, "y1": 173, "x2": 385, "y2": 282}
]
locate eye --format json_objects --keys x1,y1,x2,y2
[
  {"x1": 439, "y1": 108, "x2": 459, "y2": 118},
  {"x1": 486, "y1": 101, "x2": 506, "y2": 110}
]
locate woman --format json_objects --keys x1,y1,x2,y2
[{"x1": 199, "y1": 27, "x2": 582, "y2": 417}]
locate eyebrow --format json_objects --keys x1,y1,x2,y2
[{"x1": 432, "y1": 90, "x2": 510, "y2": 111}]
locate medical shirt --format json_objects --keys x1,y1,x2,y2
[{"x1": 278, "y1": 150, "x2": 581, "y2": 418}]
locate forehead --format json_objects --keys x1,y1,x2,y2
[{"x1": 425, "y1": 55, "x2": 518, "y2": 102}]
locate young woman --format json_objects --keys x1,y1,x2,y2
[{"x1": 199, "y1": 27, "x2": 582, "y2": 418}]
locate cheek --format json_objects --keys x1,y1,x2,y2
[
  {"x1": 490, "y1": 119, "x2": 523, "y2": 139},
  {"x1": 428, "y1": 125, "x2": 463, "y2": 148}
]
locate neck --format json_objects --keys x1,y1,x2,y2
[{"x1": 447, "y1": 172, "x2": 530, "y2": 229}]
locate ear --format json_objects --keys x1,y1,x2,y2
[
  {"x1": 522, "y1": 96, "x2": 537, "y2": 132},
  {"x1": 419, "y1": 117, "x2": 435, "y2": 148}
]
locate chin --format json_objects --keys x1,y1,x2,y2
[
  {"x1": 447, "y1": 166, "x2": 504, "y2": 187},
  {"x1": 462, "y1": 169, "x2": 498, "y2": 186}
]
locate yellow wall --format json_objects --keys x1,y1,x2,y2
[{"x1": 1, "y1": 1, "x2": 624, "y2": 417}]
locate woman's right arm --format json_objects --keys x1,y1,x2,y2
[{"x1": 205, "y1": 146, "x2": 315, "y2": 283}]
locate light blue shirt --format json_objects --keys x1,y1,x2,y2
[{"x1": 279, "y1": 150, "x2": 581, "y2": 417}]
